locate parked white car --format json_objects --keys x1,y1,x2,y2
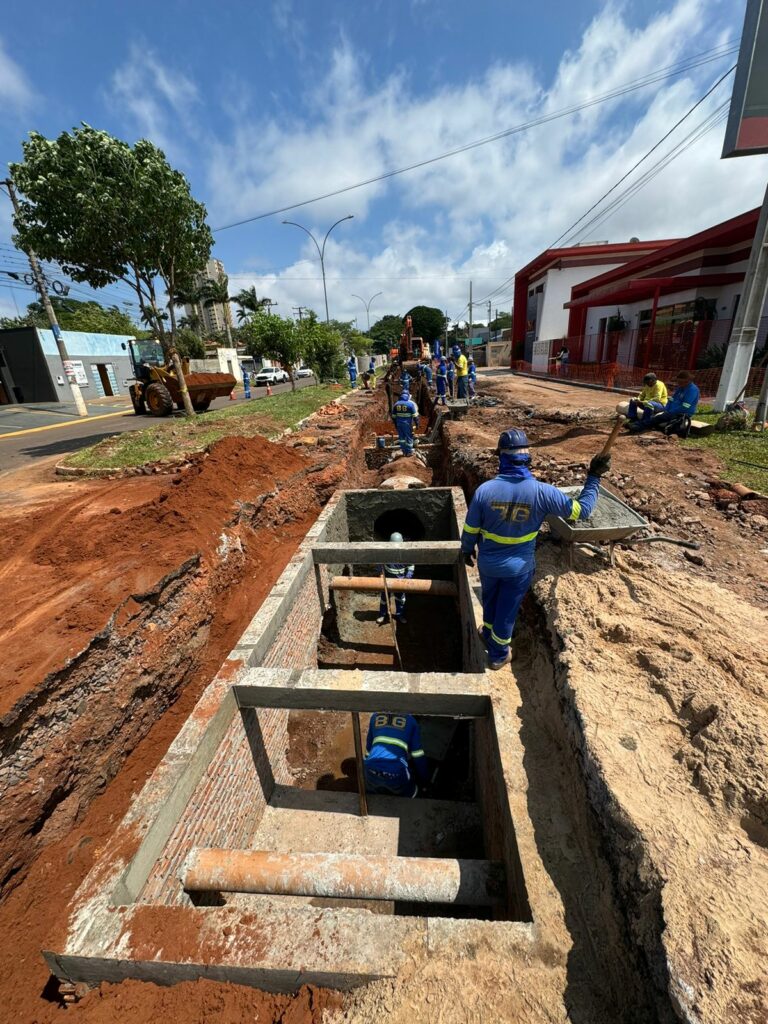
[
  {"x1": 254, "y1": 367, "x2": 289, "y2": 386},
  {"x1": 296, "y1": 367, "x2": 314, "y2": 379}
]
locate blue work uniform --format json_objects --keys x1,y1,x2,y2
[
  {"x1": 369, "y1": 358, "x2": 375, "y2": 374},
  {"x1": 392, "y1": 396, "x2": 419, "y2": 455},
  {"x1": 446, "y1": 361, "x2": 455, "y2": 397},
  {"x1": 468, "y1": 360, "x2": 477, "y2": 398},
  {"x1": 461, "y1": 455, "x2": 600, "y2": 661},
  {"x1": 348, "y1": 356, "x2": 358, "y2": 387},
  {"x1": 649, "y1": 381, "x2": 700, "y2": 433},
  {"x1": 423, "y1": 362, "x2": 433, "y2": 385},
  {"x1": 364, "y1": 713, "x2": 429, "y2": 798},
  {"x1": 436, "y1": 360, "x2": 448, "y2": 404},
  {"x1": 378, "y1": 560, "x2": 414, "y2": 619}
]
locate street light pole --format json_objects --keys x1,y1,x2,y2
[
  {"x1": 351, "y1": 291, "x2": 383, "y2": 331},
  {"x1": 283, "y1": 215, "x2": 354, "y2": 324}
]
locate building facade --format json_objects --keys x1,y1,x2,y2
[
  {"x1": 184, "y1": 258, "x2": 233, "y2": 338},
  {"x1": 0, "y1": 328, "x2": 134, "y2": 405},
  {"x1": 512, "y1": 239, "x2": 677, "y2": 363}
]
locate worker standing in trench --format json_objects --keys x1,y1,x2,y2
[
  {"x1": 435, "y1": 356, "x2": 448, "y2": 406},
  {"x1": 377, "y1": 531, "x2": 415, "y2": 624},
  {"x1": 363, "y1": 712, "x2": 429, "y2": 797},
  {"x1": 461, "y1": 429, "x2": 610, "y2": 669},
  {"x1": 453, "y1": 344, "x2": 469, "y2": 399},
  {"x1": 391, "y1": 388, "x2": 419, "y2": 456}
]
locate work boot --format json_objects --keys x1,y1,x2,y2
[
  {"x1": 488, "y1": 651, "x2": 512, "y2": 671},
  {"x1": 376, "y1": 615, "x2": 388, "y2": 625},
  {"x1": 395, "y1": 614, "x2": 407, "y2": 624}
]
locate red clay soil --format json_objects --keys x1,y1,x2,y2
[{"x1": 0, "y1": 435, "x2": 306, "y2": 714}]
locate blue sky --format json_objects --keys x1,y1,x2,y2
[{"x1": 0, "y1": 0, "x2": 763, "y2": 327}]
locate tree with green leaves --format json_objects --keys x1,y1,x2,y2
[
  {"x1": 240, "y1": 313, "x2": 304, "y2": 391},
  {"x1": 490, "y1": 312, "x2": 512, "y2": 333},
  {"x1": 0, "y1": 296, "x2": 141, "y2": 335},
  {"x1": 296, "y1": 312, "x2": 345, "y2": 381},
  {"x1": 234, "y1": 286, "x2": 272, "y2": 322},
  {"x1": 175, "y1": 327, "x2": 206, "y2": 359},
  {"x1": 369, "y1": 314, "x2": 403, "y2": 354},
  {"x1": 10, "y1": 124, "x2": 213, "y2": 417},
  {"x1": 406, "y1": 305, "x2": 446, "y2": 344}
]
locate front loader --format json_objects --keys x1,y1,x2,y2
[{"x1": 122, "y1": 339, "x2": 236, "y2": 416}]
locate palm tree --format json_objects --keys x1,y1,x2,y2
[
  {"x1": 202, "y1": 275, "x2": 234, "y2": 346},
  {"x1": 234, "y1": 286, "x2": 272, "y2": 322},
  {"x1": 172, "y1": 283, "x2": 207, "y2": 340}
]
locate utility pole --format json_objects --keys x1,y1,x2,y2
[
  {"x1": 444, "y1": 309, "x2": 449, "y2": 357},
  {"x1": 283, "y1": 215, "x2": 354, "y2": 324},
  {"x1": 714, "y1": 180, "x2": 768, "y2": 411},
  {"x1": 351, "y1": 291, "x2": 382, "y2": 331},
  {"x1": 3, "y1": 178, "x2": 88, "y2": 417},
  {"x1": 292, "y1": 306, "x2": 306, "y2": 321},
  {"x1": 487, "y1": 300, "x2": 492, "y2": 341},
  {"x1": 468, "y1": 281, "x2": 473, "y2": 344}
]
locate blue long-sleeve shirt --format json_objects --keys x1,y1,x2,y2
[
  {"x1": 461, "y1": 459, "x2": 600, "y2": 577},
  {"x1": 665, "y1": 382, "x2": 699, "y2": 416},
  {"x1": 365, "y1": 713, "x2": 429, "y2": 783}
]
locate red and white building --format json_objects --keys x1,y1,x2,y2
[{"x1": 512, "y1": 208, "x2": 762, "y2": 379}]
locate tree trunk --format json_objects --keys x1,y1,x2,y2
[
  {"x1": 225, "y1": 321, "x2": 233, "y2": 347},
  {"x1": 288, "y1": 367, "x2": 296, "y2": 392},
  {"x1": 165, "y1": 274, "x2": 195, "y2": 418}
]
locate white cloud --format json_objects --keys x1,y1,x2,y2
[
  {"x1": 107, "y1": 1, "x2": 767, "y2": 324},
  {"x1": 108, "y1": 45, "x2": 199, "y2": 158},
  {"x1": 0, "y1": 37, "x2": 34, "y2": 113}
]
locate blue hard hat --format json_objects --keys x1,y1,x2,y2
[
  {"x1": 498, "y1": 428, "x2": 529, "y2": 452},
  {"x1": 400, "y1": 390, "x2": 410, "y2": 400}
]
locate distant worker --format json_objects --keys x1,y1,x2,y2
[
  {"x1": 626, "y1": 373, "x2": 668, "y2": 429},
  {"x1": 551, "y1": 344, "x2": 569, "y2": 378},
  {"x1": 461, "y1": 429, "x2": 608, "y2": 670},
  {"x1": 369, "y1": 356, "x2": 376, "y2": 375},
  {"x1": 453, "y1": 344, "x2": 469, "y2": 399},
  {"x1": 468, "y1": 355, "x2": 477, "y2": 399},
  {"x1": 391, "y1": 389, "x2": 419, "y2": 456},
  {"x1": 364, "y1": 712, "x2": 429, "y2": 797},
  {"x1": 347, "y1": 355, "x2": 358, "y2": 388},
  {"x1": 362, "y1": 370, "x2": 372, "y2": 392},
  {"x1": 421, "y1": 359, "x2": 433, "y2": 386},
  {"x1": 446, "y1": 357, "x2": 455, "y2": 398},
  {"x1": 436, "y1": 357, "x2": 448, "y2": 406},
  {"x1": 647, "y1": 370, "x2": 700, "y2": 437},
  {"x1": 377, "y1": 531, "x2": 414, "y2": 624}
]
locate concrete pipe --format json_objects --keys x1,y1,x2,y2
[
  {"x1": 183, "y1": 849, "x2": 505, "y2": 906},
  {"x1": 330, "y1": 576, "x2": 457, "y2": 597}
]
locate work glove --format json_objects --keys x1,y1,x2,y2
[
  {"x1": 588, "y1": 453, "x2": 611, "y2": 477},
  {"x1": 463, "y1": 552, "x2": 476, "y2": 568}
]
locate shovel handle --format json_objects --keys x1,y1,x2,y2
[{"x1": 599, "y1": 415, "x2": 625, "y2": 457}]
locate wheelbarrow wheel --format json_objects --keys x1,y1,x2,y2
[{"x1": 145, "y1": 382, "x2": 174, "y2": 417}]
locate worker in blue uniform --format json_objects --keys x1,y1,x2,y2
[
  {"x1": 446, "y1": 357, "x2": 455, "y2": 398},
  {"x1": 364, "y1": 712, "x2": 429, "y2": 797},
  {"x1": 369, "y1": 356, "x2": 376, "y2": 375},
  {"x1": 435, "y1": 358, "x2": 448, "y2": 405},
  {"x1": 391, "y1": 389, "x2": 418, "y2": 456},
  {"x1": 377, "y1": 531, "x2": 414, "y2": 623},
  {"x1": 648, "y1": 370, "x2": 700, "y2": 436},
  {"x1": 468, "y1": 356, "x2": 477, "y2": 399},
  {"x1": 461, "y1": 429, "x2": 609, "y2": 670},
  {"x1": 347, "y1": 355, "x2": 358, "y2": 388}
]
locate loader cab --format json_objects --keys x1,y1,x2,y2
[{"x1": 122, "y1": 339, "x2": 165, "y2": 383}]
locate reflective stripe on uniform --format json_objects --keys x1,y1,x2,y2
[
  {"x1": 491, "y1": 629, "x2": 512, "y2": 645},
  {"x1": 568, "y1": 500, "x2": 582, "y2": 522},
  {"x1": 411, "y1": 748, "x2": 425, "y2": 758},
  {"x1": 483, "y1": 621, "x2": 493, "y2": 630},
  {"x1": 479, "y1": 528, "x2": 538, "y2": 545},
  {"x1": 371, "y1": 735, "x2": 409, "y2": 752},
  {"x1": 462, "y1": 524, "x2": 481, "y2": 535}
]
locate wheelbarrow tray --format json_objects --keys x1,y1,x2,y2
[{"x1": 546, "y1": 485, "x2": 648, "y2": 543}]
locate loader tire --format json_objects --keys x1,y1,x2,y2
[
  {"x1": 193, "y1": 399, "x2": 211, "y2": 412},
  {"x1": 145, "y1": 382, "x2": 174, "y2": 417}
]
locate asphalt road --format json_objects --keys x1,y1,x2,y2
[{"x1": 0, "y1": 376, "x2": 316, "y2": 474}]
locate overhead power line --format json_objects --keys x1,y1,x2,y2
[
  {"x1": 212, "y1": 42, "x2": 738, "y2": 232},
  {"x1": 471, "y1": 63, "x2": 737, "y2": 309}
]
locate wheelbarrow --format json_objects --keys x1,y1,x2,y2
[{"x1": 546, "y1": 485, "x2": 700, "y2": 567}]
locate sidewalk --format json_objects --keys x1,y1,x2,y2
[{"x1": 0, "y1": 396, "x2": 131, "y2": 435}]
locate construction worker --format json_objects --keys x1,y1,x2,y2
[
  {"x1": 391, "y1": 389, "x2": 419, "y2": 455},
  {"x1": 364, "y1": 712, "x2": 429, "y2": 798},
  {"x1": 421, "y1": 359, "x2": 433, "y2": 386},
  {"x1": 453, "y1": 344, "x2": 469, "y2": 399},
  {"x1": 435, "y1": 357, "x2": 448, "y2": 405},
  {"x1": 347, "y1": 355, "x2": 358, "y2": 388},
  {"x1": 461, "y1": 429, "x2": 609, "y2": 670},
  {"x1": 647, "y1": 370, "x2": 700, "y2": 436},
  {"x1": 369, "y1": 356, "x2": 376, "y2": 375},
  {"x1": 377, "y1": 531, "x2": 414, "y2": 623},
  {"x1": 446, "y1": 356, "x2": 455, "y2": 398},
  {"x1": 468, "y1": 355, "x2": 477, "y2": 398},
  {"x1": 626, "y1": 372, "x2": 668, "y2": 428}
]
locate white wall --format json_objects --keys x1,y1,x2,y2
[{"x1": 535, "y1": 264, "x2": 623, "y2": 342}]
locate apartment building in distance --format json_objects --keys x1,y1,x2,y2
[{"x1": 185, "y1": 258, "x2": 233, "y2": 338}]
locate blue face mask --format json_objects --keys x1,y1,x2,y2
[{"x1": 499, "y1": 451, "x2": 531, "y2": 473}]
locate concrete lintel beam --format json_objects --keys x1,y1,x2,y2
[{"x1": 312, "y1": 542, "x2": 461, "y2": 565}]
